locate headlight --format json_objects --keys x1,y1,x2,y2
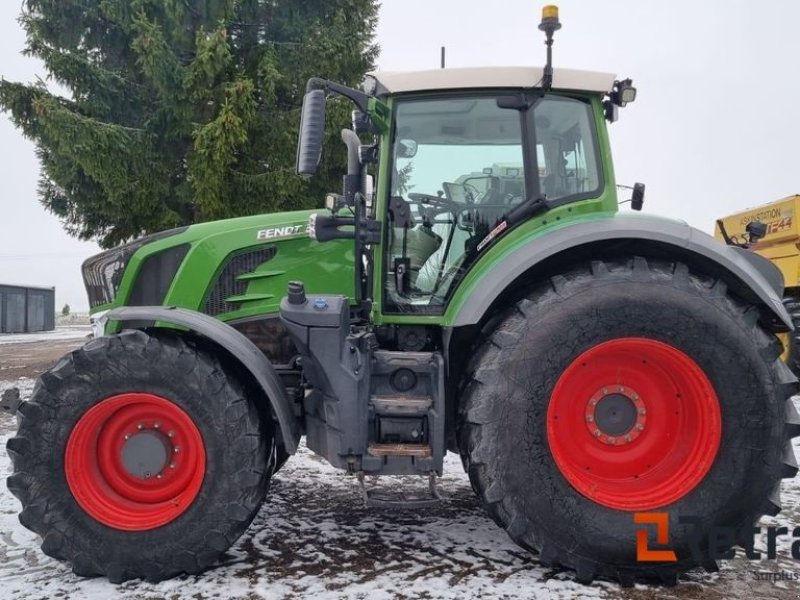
[
  {"x1": 308, "y1": 213, "x2": 319, "y2": 240},
  {"x1": 81, "y1": 227, "x2": 187, "y2": 308},
  {"x1": 89, "y1": 310, "x2": 109, "y2": 338}
]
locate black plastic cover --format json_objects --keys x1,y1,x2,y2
[{"x1": 128, "y1": 244, "x2": 189, "y2": 306}]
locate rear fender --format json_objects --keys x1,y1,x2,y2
[
  {"x1": 105, "y1": 306, "x2": 300, "y2": 453},
  {"x1": 451, "y1": 214, "x2": 792, "y2": 332}
]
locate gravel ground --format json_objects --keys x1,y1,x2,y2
[
  {"x1": 2, "y1": 337, "x2": 800, "y2": 599},
  {"x1": 0, "y1": 327, "x2": 90, "y2": 379}
]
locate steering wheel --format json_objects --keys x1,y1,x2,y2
[
  {"x1": 407, "y1": 192, "x2": 457, "y2": 210},
  {"x1": 406, "y1": 192, "x2": 459, "y2": 226}
]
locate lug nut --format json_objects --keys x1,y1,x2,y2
[
  {"x1": 639, "y1": 408, "x2": 646, "y2": 415},
  {"x1": 594, "y1": 429, "x2": 601, "y2": 437},
  {"x1": 607, "y1": 437, "x2": 616, "y2": 444},
  {"x1": 137, "y1": 424, "x2": 144, "y2": 430},
  {"x1": 636, "y1": 424, "x2": 644, "y2": 431},
  {"x1": 154, "y1": 422, "x2": 161, "y2": 429},
  {"x1": 168, "y1": 430, "x2": 175, "y2": 438},
  {"x1": 156, "y1": 474, "x2": 163, "y2": 479},
  {"x1": 174, "y1": 447, "x2": 180, "y2": 453},
  {"x1": 586, "y1": 415, "x2": 594, "y2": 422},
  {"x1": 169, "y1": 463, "x2": 176, "y2": 469},
  {"x1": 124, "y1": 434, "x2": 131, "y2": 440}
]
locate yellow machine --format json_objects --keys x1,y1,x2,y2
[{"x1": 714, "y1": 195, "x2": 800, "y2": 371}]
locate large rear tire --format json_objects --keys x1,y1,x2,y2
[
  {"x1": 6, "y1": 330, "x2": 273, "y2": 583},
  {"x1": 459, "y1": 257, "x2": 799, "y2": 585}
]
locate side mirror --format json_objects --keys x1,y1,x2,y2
[
  {"x1": 631, "y1": 182, "x2": 645, "y2": 211},
  {"x1": 397, "y1": 139, "x2": 418, "y2": 159},
  {"x1": 296, "y1": 89, "x2": 326, "y2": 177}
]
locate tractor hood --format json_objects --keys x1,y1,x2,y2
[{"x1": 82, "y1": 209, "x2": 355, "y2": 322}]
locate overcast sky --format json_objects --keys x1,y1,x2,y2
[{"x1": 1, "y1": 0, "x2": 799, "y2": 311}]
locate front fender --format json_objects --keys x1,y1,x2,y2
[
  {"x1": 450, "y1": 213, "x2": 792, "y2": 331},
  {"x1": 105, "y1": 306, "x2": 300, "y2": 453}
]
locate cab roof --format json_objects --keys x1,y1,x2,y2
[{"x1": 369, "y1": 66, "x2": 617, "y2": 96}]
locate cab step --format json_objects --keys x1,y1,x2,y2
[
  {"x1": 370, "y1": 395, "x2": 432, "y2": 415},
  {"x1": 367, "y1": 442, "x2": 432, "y2": 457},
  {"x1": 357, "y1": 471, "x2": 442, "y2": 509}
]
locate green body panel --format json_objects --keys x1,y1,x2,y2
[{"x1": 98, "y1": 209, "x2": 355, "y2": 327}]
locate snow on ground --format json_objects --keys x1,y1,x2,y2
[
  {"x1": 0, "y1": 326, "x2": 91, "y2": 346},
  {"x1": 2, "y1": 374, "x2": 800, "y2": 599}
]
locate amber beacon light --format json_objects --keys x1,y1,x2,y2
[{"x1": 538, "y1": 5, "x2": 562, "y2": 90}]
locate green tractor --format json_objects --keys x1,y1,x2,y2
[{"x1": 7, "y1": 6, "x2": 799, "y2": 586}]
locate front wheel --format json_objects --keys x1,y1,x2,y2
[
  {"x1": 459, "y1": 257, "x2": 799, "y2": 584},
  {"x1": 7, "y1": 330, "x2": 273, "y2": 582}
]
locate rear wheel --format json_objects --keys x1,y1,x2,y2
[
  {"x1": 459, "y1": 257, "x2": 799, "y2": 584},
  {"x1": 7, "y1": 330, "x2": 273, "y2": 582}
]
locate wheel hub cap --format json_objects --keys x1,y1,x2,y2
[
  {"x1": 585, "y1": 384, "x2": 647, "y2": 445},
  {"x1": 120, "y1": 431, "x2": 171, "y2": 479},
  {"x1": 594, "y1": 394, "x2": 636, "y2": 435}
]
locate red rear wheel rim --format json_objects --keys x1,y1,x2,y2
[
  {"x1": 547, "y1": 338, "x2": 721, "y2": 511},
  {"x1": 65, "y1": 393, "x2": 206, "y2": 531}
]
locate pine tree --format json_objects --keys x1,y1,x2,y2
[{"x1": 1, "y1": 0, "x2": 379, "y2": 247}]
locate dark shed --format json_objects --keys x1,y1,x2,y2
[{"x1": 0, "y1": 284, "x2": 56, "y2": 333}]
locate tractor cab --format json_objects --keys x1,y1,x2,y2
[
  {"x1": 296, "y1": 64, "x2": 634, "y2": 320},
  {"x1": 381, "y1": 85, "x2": 604, "y2": 309}
]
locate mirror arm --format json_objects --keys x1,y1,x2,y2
[{"x1": 306, "y1": 78, "x2": 370, "y2": 113}]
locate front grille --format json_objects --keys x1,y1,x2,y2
[
  {"x1": 203, "y1": 245, "x2": 277, "y2": 316},
  {"x1": 82, "y1": 227, "x2": 188, "y2": 308},
  {"x1": 82, "y1": 246, "x2": 139, "y2": 308}
]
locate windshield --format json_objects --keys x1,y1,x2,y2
[{"x1": 384, "y1": 94, "x2": 601, "y2": 313}]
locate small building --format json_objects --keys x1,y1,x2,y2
[{"x1": 0, "y1": 284, "x2": 56, "y2": 334}]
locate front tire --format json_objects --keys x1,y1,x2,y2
[
  {"x1": 7, "y1": 330, "x2": 273, "y2": 582},
  {"x1": 459, "y1": 257, "x2": 799, "y2": 584}
]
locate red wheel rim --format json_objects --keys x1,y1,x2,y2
[
  {"x1": 547, "y1": 338, "x2": 721, "y2": 511},
  {"x1": 65, "y1": 393, "x2": 206, "y2": 531}
]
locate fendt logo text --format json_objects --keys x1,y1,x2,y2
[{"x1": 256, "y1": 224, "x2": 307, "y2": 240}]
